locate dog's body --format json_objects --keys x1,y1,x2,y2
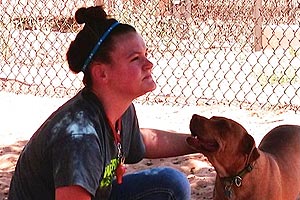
[{"x1": 187, "y1": 114, "x2": 300, "y2": 200}]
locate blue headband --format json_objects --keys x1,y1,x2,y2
[{"x1": 81, "y1": 21, "x2": 120, "y2": 73}]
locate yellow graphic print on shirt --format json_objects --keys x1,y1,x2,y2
[{"x1": 100, "y1": 158, "x2": 119, "y2": 188}]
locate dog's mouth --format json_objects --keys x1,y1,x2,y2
[
  {"x1": 187, "y1": 114, "x2": 220, "y2": 153},
  {"x1": 186, "y1": 135, "x2": 219, "y2": 153}
]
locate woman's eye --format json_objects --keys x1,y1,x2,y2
[{"x1": 131, "y1": 56, "x2": 139, "y2": 61}]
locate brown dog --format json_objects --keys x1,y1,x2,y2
[{"x1": 186, "y1": 114, "x2": 300, "y2": 200}]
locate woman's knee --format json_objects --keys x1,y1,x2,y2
[{"x1": 150, "y1": 167, "x2": 191, "y2": 199}]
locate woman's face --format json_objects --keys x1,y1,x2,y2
[{"x1": 106, "y1": 32, "x2": 156, "y2": 99}]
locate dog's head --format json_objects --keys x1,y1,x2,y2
[{"x1": 187, "y1": 114, "x2": 259, "y2": 176}]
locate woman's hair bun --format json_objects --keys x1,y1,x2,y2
[
  {"x1": 75, "y1": 6, "x2": 107, "y2": 25},
  {"x1": 75, "y1": 7, "x2": 88, "y2": 24}
]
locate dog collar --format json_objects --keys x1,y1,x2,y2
[{"x1": 220, "y1": 163, "x2": 253, "y2": 198}]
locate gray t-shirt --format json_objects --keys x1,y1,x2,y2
[{"x1": 8, "y1": 88, "x2": 145, "y2": 200}]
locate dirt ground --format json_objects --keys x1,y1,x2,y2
[{"x1": 0, "y1": 92, "x2": 299, "y2": 200}]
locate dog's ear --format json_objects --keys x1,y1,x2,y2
[{"x1": 242, "y1": 134, "x2": 260, "y2": 162}]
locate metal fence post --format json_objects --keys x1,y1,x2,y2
[
  {"x1": 96, "y1": 0, "x2": 104, "y2": 6},
  {"x1": 185, "y1": 0, "x2": 192, "y2": 20},
  {"x1": 253, "y1": 0, "x2": 263, "y2": 51}
]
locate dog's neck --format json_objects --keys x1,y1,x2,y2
[
  {"x1": 219, "y1": 163, "x2": 254, "y2": 199},
  {"x1": 214, "y1": 146, "x2": 260, "y2": 199}
]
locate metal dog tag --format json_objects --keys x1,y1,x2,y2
[
  {"x1": 234, "y1": 176, "x2": 242, "y2": 187},
  {"x1": 224, "y1": 186, "x2": 233, "y2": 198}
]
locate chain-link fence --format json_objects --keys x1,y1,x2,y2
[{"x1": 1, "y1": 0, "x2": 300, "y2": 111}]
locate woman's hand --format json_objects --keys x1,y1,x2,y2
[{"x1": 140, "y1": 128, "x2": 196, "y2": 158}]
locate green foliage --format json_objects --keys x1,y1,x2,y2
[
  {"x1": 0, "y1": 27, "x2": 12, "y2": 60},
  {"x1": 258, "y1": 67, "x2": 299, "y2": 86},
  {"x1": 288, "y1": 47, "x2": 300, "y2": 58}
]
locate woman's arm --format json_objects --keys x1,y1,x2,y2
[
  {"x1": 140, "y1": 128, "x2": 196, "y2": 159},
  {"x1": 56, "y1": 185, "x2": 91, "y2": 200}
]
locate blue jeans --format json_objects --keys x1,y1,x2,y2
[{"x1": 109, "y1": 167, "x2": 191, "y2": 200}]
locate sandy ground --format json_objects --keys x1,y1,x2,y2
[{"x1": 0, "y1": 92, "x2": 299, "y2": 200}]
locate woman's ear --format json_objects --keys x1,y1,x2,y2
[{"x1": 90, "y1": 63, "x2": 108, "y2": 82}]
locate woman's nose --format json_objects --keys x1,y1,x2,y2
[{"x1": 144, "y1": 58, "x2": 153, "y2": 70}]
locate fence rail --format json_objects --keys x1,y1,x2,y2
[{"x1": 0, "y1": 0, "x2": 300, "y2": 112}]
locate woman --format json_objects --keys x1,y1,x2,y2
[{"x1": 9, "y1": 6, "x2": 195, "y2": 200}]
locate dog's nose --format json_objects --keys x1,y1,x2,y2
[
  {"x1": 190, "y1": 114, "x2": 205, "y2": 135},
  {"x1": 190, "y1": 114, "x2": 202, "y2": 127},
  {"x1": 192, "y1": 114, "x2": 199, "y2": 120}
]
